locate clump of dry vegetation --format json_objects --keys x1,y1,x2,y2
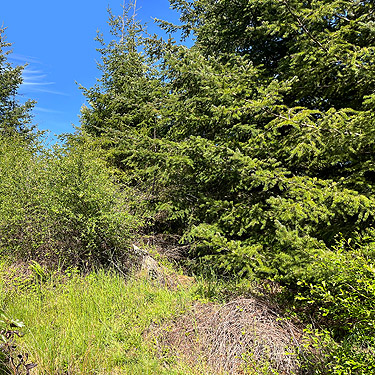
[{"x1": 149, "y1": 297, "x2": 304, "y2": 374}]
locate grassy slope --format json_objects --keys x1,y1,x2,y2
[
  {"x1": 0, "y1": 262, "x2": 202, "y2": 375},
  {"x1": 1, "y1": 260, "x2": 307, "y2": 375}
]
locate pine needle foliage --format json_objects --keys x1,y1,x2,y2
[
  {"x1": 80, "y1": 3, "x2": 375, "y2": 368},
  {"x1": 81, "y1": 0, "x2": 375, "y2": 281},
  {"x1": 0, "y1": 27, "x2": 35, "y2": 138}
]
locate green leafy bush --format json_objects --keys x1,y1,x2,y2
[
  {"x1": 294, "y1": 232, "x2": 375, "y2": 373},
  {"x1": 0, "y1": 134, "x2": 141, "y2": 268}
]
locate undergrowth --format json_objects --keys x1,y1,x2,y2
[{"x1": 0, "y1": 261, "x2": 199, "y2": 375}]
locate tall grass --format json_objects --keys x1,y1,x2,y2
[{"x1": 0, "y1": 264, "x2": 197, "y2": 374}]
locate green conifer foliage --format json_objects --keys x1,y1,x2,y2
[
  {"x1": 80, "y1": 3, "x2": 165, "y2": 175},
  {"x1": 0, "y1": 27, "x2": 35, "y2": 136},
  {"x1": 82, "y1": 0, "x2": 375, "y2": 283},
  {"x1": 148, "y1": 0, "x2": 375, "y2": 282}
]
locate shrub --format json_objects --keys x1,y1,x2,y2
[
  {"x1": 294, "y1": 232, "x2": 375, "y2": 373},
  {"x1": 0, "y1": 134, "x2": 141, "y2": 269}
]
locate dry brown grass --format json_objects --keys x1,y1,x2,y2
[
  {"x1": 137, "y1": 234, "x2": 191, "y2": 262},
  {"x1": 148, "y1": 298, "x2": 303, "y2": 375},
  {"x1": 0, "y1": 261, "x2": 35, "y2": 290}
]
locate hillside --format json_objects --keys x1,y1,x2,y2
[{"x1": 2, "y1": 1, "x2": 375, "y2": 373}]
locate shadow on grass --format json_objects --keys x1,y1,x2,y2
[{"x1": 0, "y1": 352, "x2": 10, "y2": 375}]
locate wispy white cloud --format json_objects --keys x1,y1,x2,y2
[
  {"x1": 22, "y1": 69, "x2": 49, "y2": 83},
  {"x1": 9, "y1": 54, "x2": 40, "y2": 65},
  {"x1": 19, "y1": 64, "x2": 69, "y2": 96},
  {"x1": 21, "y1": 65, "x2": 53, "y2": 87},
  {"x1": 31, "y1": 88, "x2": 69, "y2": 96},
  {"x1": 23, "y1": 81, "x2": 55, "y2": 86},
  {"x1": 34, "y1": 106, "x2": 63, "y2": 114}
]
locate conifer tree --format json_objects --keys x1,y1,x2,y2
[
  {"x1": 80, "y1": 2, "x2": 164, "y2": 172},
  {"x1": 81, "y1": 2, "x2": 375, "y2": 367},
  {"x1": 149, "y1": 0, "x2": 375, "y2": 280},
  {"x1": 82, "y1": 0, "x2": 375, "y2": 282},
  {"x1": 0, "y1": 27, "x2": 35, "y2": 136}
]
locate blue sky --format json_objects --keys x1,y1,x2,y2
[{"x1": 1, "y1": 0, "x2": 183, "y2": 137}]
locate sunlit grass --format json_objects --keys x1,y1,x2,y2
[{"x1": 0, "y1": 262, "x2": 199, "y2": 374}]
